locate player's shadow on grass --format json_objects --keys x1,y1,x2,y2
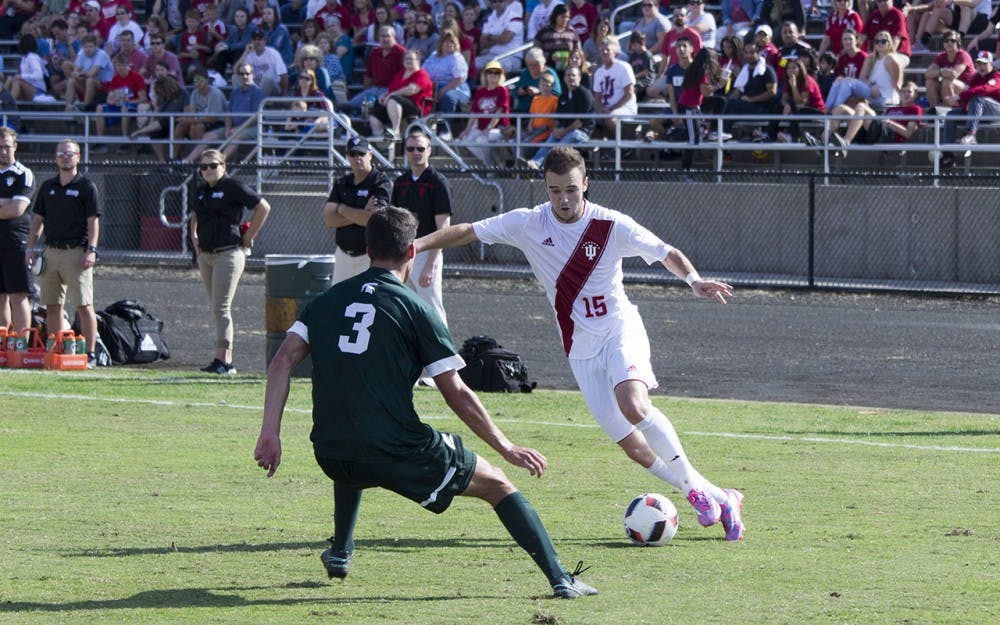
[
  {"x1": 0, "y1": 584, "x2": 494, "y2": 612},
  {"x1": 63, "y1": 541, "x2": 321, "y2": 557},
  {"x1": 63, "y1": 536, "x2": 617, "y2": 559}
]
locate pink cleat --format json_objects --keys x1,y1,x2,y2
[
  {"x1": 720, "y1": 489, "x2": 745, "y2": 541},
  {"x1": 687, "y1": 489, "x2": 721, "y2": 527}
]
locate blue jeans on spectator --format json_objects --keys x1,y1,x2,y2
[
  {"x1": 825, "y1": 78, "x2": 884, "y2": 111},
  {"x1": 530, "y1": 128, "x2": 590, "y2": 166},
  {"x1": 436, "y1": 83, "x2": 471, "y2": 113},
  {"x1": 944, "y1": 96, "x2": 1000, "y2": 142},
  {"x1": 345, "y1": 86, "x2": 388, "y2": 116}
]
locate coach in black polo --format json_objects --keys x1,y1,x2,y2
[
  {"x1": 0, "y1": 127, "x2": 35, "y2": 333},
  {"x1": 26, "y1": 139, "x2": 101, "y2": 365},
  {"x1": 391, "y1": 129, "x2": 452, "y2": 326},
  {"x1": 323, "y1": 137, "x2": 392, "y2": 284}
]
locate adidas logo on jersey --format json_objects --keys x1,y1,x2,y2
[{"x1": 541, "y1": 237, "x2": 555, "y2": 247}]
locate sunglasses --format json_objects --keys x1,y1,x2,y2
[
  {"x1": 199, "y1": 162, "x2": 222, "y2": 170},
  {"x1": 348, "y1": 151, "x2": 367, "y2": 157},
  {"x1": 56, "y1": 151, "x2": 78, "y2": 157},
  {"x1": 943, "y1": 38, "x2": 958, "y2": 43},
  {"x1": 238, "y1": 71, "x2": 253, "y2": 75},
  {"x1": 405, "y1": 145, "x2": 427, "y2": 152},
  {"x1": 874, "y1": 39, "x2": 889, "y2": 44},
  {"x1": 151, "y1": 40, "x2": 164, "y2": 45}
]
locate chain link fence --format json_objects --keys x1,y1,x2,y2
[{"x1": 22, "y1": 159, "x2": 999, "y2": 294}]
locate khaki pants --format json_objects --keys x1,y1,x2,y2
[
  {"x1": 39, "y1": 246, "x2": 94, "y2": 308},
  {"x1": 198, "y1": 247, "x2": 247, "y2": 349}
]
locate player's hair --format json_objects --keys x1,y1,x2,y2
[
  {"x1": 367, "y1": 206, "x2": 417, "y2": 262},
  {"x1": 542, "y1": 146, "x2": 586, "y2": 177},
  {"x1": 0, "y1": 126, "x2": 17, "y2": 144}
]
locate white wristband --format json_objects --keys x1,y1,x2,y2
[{"x1": 684, "y1": 272, "x2": 701, "y2": 286}]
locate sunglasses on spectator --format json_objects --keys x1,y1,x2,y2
[
  {"x1": 348, "y1": 151, "x2": 366, "y2": 157},
  {"x1": 943, "y1": 38, "x2": 958, "y2": 43},
  {"x1": 199, "y1": 163, "x2": 222, "y2": 170},
  {"x1": 405, "y1": 145, "x2": 427, "y2": 152},
  {"x1": 56, "y1": 151, "x2": 78, "y2": 157},
  {"x1": 151, "y1": 40, "x2": 164, "y2": 45},
  {"x1": 874, "y1": 39, "x2": 889, "y2": 44},
  {"x1": 238, "y1": 71, "x2": 253, "y2": 75}
]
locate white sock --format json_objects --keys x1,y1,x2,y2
[{"x1": 637, "y1": 407, "x2": 726, "y2": 503}]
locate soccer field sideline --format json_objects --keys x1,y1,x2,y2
[{"x1": 4, "y1": 388, "x2": 997, "y2": 455}]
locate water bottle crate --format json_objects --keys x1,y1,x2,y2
[{"x1": 44, "y1": 352, "x2": 88, "y2": 370}]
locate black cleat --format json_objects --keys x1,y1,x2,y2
[
  {"x1": 552, "y1": 561, "x2": 598, "y2": 599},
  {"x1": 320, "y1": 542, "x2": 353, "y2": 580}
]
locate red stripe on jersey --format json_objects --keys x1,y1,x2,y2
[{"x1": 553, "y1": 218, "x2": 613, "y2": 355}]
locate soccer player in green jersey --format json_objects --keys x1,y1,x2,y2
[{"x1": 254, "y1": 206, "x2": 597, "y2": 599}]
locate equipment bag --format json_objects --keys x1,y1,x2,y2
[
  {"x1": 96, "y1": 299, "x2": 171, "y2": 365},
  {"x1": 458, "y1": 335, "x2": 537, "y2": 393}
]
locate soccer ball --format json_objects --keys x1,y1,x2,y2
[{"x1": 624, "y1": 493, "x2": 679, "y2": 546}]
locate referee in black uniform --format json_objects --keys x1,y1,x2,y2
[
  {"x1": 27, "y1": 139, "x2": 101, "y2": 366},
  {"x1": 391, "y1": 129, "x2": 452, "y2": 326},
  {"x1": 0, "y1": 127, "x2": 35, "y2": 333},
  {"x1": 323, "y1": 137, "x2": 392, "y2": 284}
]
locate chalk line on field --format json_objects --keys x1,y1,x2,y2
[{"x1": 3, "y1": 390, "x2": 998, "y2": 454}]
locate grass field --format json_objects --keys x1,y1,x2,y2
[{"x1": 2, "y1": 369, "x2": 998, "y2": 625}]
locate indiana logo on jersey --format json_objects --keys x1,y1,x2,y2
[{"x1": 582, "y1": 240, "x2": 600, "y2": 261}]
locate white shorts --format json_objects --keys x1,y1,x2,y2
[{"x1": 569, "y1": 322, "x2": 658, "y2": 443}]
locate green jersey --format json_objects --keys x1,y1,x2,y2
[{"x1": 294, "y1": 267, "x2": 464, "y2": 462}]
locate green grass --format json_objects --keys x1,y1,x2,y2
[{"x1": 2, "y1": 370, "x2": 998, "y2": 624}]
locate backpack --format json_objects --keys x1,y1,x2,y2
[
  {"x1": 96, "y1": 299, "x2": 171, "y2": 365},
  {"x1": 458, "y1": 335, "x2": 537, "y2": 393}
]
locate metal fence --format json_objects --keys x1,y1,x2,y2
[{"x1": 20, "y1": 158, "x2": 998, "y2": 295}]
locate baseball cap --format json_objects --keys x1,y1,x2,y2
[
  {"x1": 347, "y1": 137, "x2": 370, "y2": 153},
  {"x1": 975, "y1": 50, "x2": 994, "y2": 64},
  {"x1": 755, "y1": 24, "x2": 772, "y2": 37},
  {"x1": 84, "y1": 0, "x2": 100, "y2": 10},
  {"x1": 251, "y1": 29, "x2": 266, "y2": 38}
]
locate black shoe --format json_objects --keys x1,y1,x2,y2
[
  {"x1": 320, "y1": 542, "x2": 353, "y2": 579},
  {"x1": 200, "y1": 359, "x2": 236, "y2": 375},
  {"x1": 552, "y1": 561, "x2": 598, "y2": 599},
  {"x1": 802, "y1": 132, "x2": 819, "y2": 147}
]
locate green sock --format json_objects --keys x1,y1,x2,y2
[
  {"x1": 494, "y1": 491, "x2": 566, "y2": 585},
  {"x1": 330, "y1": 483, "x2": 362, "y2": 553}
]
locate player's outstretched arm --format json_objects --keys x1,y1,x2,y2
[
  {"x1": 255, "y1": 333, "x2": 310, "y2": 477},
  {"x1": 414, "y1": 223, "x2": 479, "y2": 254},
  {"x1": 435, "y1": 369, "x2": 548, "y2": 477},
  {"x1": 662, "y1": 248, "x2": 734, "y2": 304}
]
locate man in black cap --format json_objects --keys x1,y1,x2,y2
[
  {"x1": 323, "y1": 137, "x2": 392, "y2": 283},
  {"x1": 236, "y1": 29, "x2": 287, "y2": 96}
]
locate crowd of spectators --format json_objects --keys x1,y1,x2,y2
[{"x1": 1, "y1": 1, "x2": 999, "y2": 168}]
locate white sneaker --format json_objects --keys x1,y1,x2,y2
[
  {"x1": 707, "y1": 131, "x2": 732, "y2": 142},
  {"x1": 958, "y1": 133, "x2": 977, "y2": 145}
]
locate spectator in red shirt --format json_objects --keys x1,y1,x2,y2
[
  {"x1": 345, "y1": 24, "x2": 406, "y2": 115},
  {"x1": 568, "y1": 0, "x2": 598, "y2": 42},
  {"x1": 368, "y1": 49, "x2": 433, "y2": 139},
  {"x1": 925, "y1": 29, "x2": 973, "y2": 107},
  {"x1": 862, "y1": 0, "x2": 911, "y2": 57},
  {"x1": 177, "y1": 9, "x2": 210, "y2": 82},
  {"x1": 940, "y1": 49, "x2": 1000, "y2": 165},
  {"x1": 656, "y1": 4, "x2": 702, "y2": 66},
  {"x1": 94, "y1": 53, "x2": 148, "y2": 147},
  {"x1": 773, "y1": 58, "x2": 825, "y2": 142},
  {"x1": 818, "y1": 0, "x2": 864, "y2": 56}
]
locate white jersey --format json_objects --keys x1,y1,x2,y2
[
  {"x1": 592, "y1": 59, "x2": 638, "y2": 115},
  {"x1": 473, "y1": 201, "x2": 673, "y2": 359}
]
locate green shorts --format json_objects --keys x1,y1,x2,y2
[{"x1": 315, "y1": 431, "x2": 478, "y2": 514}]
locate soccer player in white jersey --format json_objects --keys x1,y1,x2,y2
[{"x1": 415, "y1": 146, "x2": 745, "y2": 540}]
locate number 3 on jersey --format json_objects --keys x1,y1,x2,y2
[
  {"x1": 339, "y1": 302, "x2": 376, "y2": 353},
  {"x1": 582, "y1": 295, "x2": 607, "y2": 318}
]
